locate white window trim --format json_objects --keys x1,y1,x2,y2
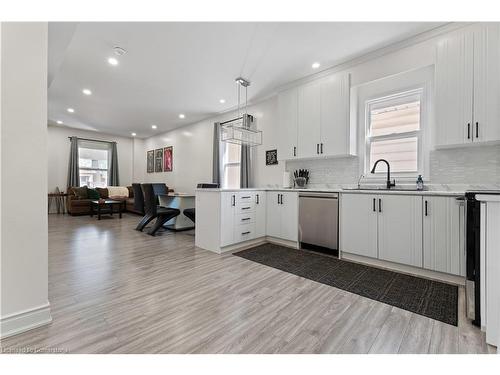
[
  {"x1": 355, "y1": 66, "x2": 433, "y2": 183},
  {"x1": 364, "y1": 88, "x2": 424, "y2": 179}
]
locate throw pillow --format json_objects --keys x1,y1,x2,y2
[
  {"x1": 88, "y1": 188, "x2": 100, "y2": 200},
  {"x1": 95, "y1": 187, "x2": 109, "y2": 198},
  {"x1": 73, "y1": 186, "x2": 88, "y2": 199}
]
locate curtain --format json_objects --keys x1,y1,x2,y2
[
  {"x1": 212, "y1": 122, "x2": 222, "y2": 186},
  {"x1": 240, "y1": 144, "x2": 252, "y2": 188},
  {"x1": 67, "y1": 136, "x2": 80, "y2": 188},
  {"x1": 109, "y1": 142, "x2": 119, "y2": 186}
]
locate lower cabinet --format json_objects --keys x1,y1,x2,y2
[
  {"x1": 340, "y1": 193, "x2": 378, "y2": 258},
  {"x1": 266, "y1": 191, "x2": 298, "y2": 242},
  {"x1": 220, "y1": 191, "x2": 266, "y2": 247},
  {"x1": 340, "y1": 193, "x2": 463, "y2": 275},
  {"x1": 423, "y1": 196, "x2": 463, "y2": 275},
  {"x1": 378, "y1": 195, "x2": 423, "y2": 267}
]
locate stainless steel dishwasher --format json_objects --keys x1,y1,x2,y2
[{"x1": 298, "y1": 192, "x2": 339, "y2": 256}]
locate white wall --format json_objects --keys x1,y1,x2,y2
[
  {"x1": 141, "y1": 95, "x2": 284, "y2": 194},
  {"x1": 47, "y1": 125, "x2": 135, "y2": 192},
  {"x1": 0, "y1": 22, "x2": 52, "y2": 337},
  {"x1": 136, "y1": 23, "x2": 500, "y2": 190}
]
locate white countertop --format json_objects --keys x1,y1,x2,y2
[{"x1": 195, "y1": 187, "x2": 466, "y2": 196}]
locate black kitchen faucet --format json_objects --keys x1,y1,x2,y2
[{"x1": 371, "y1": 159, "x2": 396, "y2": 189}]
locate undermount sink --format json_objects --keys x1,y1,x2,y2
[{"x1": 342, "y1": 186, "x2": 428, "y2": 192}]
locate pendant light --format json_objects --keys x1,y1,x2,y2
[{"x1": 221, "y1": 77, "x2": 263, "y2": 146}]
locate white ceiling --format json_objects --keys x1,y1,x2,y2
[{"x1": 48, "y1": 22, "x2": 446, "y2": 138}]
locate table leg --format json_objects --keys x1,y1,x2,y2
[
  {"x1": 98, "y1": 204, "x2": 101, "y2": 220},
  {"x1": 119, "y1": 202, "x2": 123, "y2": 218}
]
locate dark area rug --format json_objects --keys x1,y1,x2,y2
[{"x1": 233, "y1": 243, "x2": 458, "y2": 326}]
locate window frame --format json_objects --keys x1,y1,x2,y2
[
  {"x1": 78, "y1": 143, "x2": 111, "y2": 188},
  {"x1": 221, "y1": 141, "x2": 241, "y2": 189},
  {"x1": 364, "y1": 88, "x2": 424, "y2": 178}
]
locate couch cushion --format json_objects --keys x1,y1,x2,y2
[
  {"x1": 88, "y1": 188, "x2": 100, "y2": 199},
  {"x1": 127, "y1": 186, "x2": 133, "y2": 198},
  {"x1": 95, "y1": 187, "x2": 109, "y2": 198},
  {"x1": 71, "y1": 199, "x2": 93, "y2": 207},
  {"x1": 107, "y1": 186, "x2": 129, "y2": 198},
  {"x1": 73, "y1": 186, "x2": 88, "y2": 199}
]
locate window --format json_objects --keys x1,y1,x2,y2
[
  {"x1": 222, "y1": 142, "x2": 241, "y2": 189},
  {"x1": 365, "y1": 89, "x2": 422, "y2": 175},
  {"x1": 78, "y1": 141, "x2": 110, "y2": 188}
]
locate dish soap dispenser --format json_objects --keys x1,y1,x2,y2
[{"x1": 416, "y1": 175, "x2": 424, "y2": 191}]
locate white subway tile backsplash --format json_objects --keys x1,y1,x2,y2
[{"x1": 285, "y1": 145, "x2": 500, "y2": 189}]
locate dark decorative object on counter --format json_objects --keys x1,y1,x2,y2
[
  {"x1": 154, "y1": 148, "x2": 163, "y2": 172},
  {"x1": 266, "y1": 149, "x2": 278, "y2": 165},
  {"x1": 147, "y1": 150, "x2": 154, "y2": 173}
]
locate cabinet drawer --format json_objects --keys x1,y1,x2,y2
[
  {"x1": 237, "y1": 193, "x2": 255, "y2": 204},
  {"x1": 234, "y1": 223, "x2": 255, "y2": 242},
  {"x1": 236, "y1": 212, "x2": 255, "y2": 225},
  {"x1": 237, "y1": 203, "x2": 255, "y2": 213}
]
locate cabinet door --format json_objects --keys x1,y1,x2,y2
[
  {"x1": 297, "y1": 80, "x2": 321, "y2": 158},
  {"x1": 266, "y1": 192, "x2": 282, "y2": 238},
  {"x1": 254, "y1": 191, "x2": 267, "y2": 238},
  {"x1": 435, "y1": 28, "x2": 474, "y2": 146},
  {"x1": 220, "y1": 192, "x2": 236, "y2": 247},
  {"x1": 423, "y1": 196, "x2": 461, "y2": 275},
  {"x1": 473, "y1": 23, "x2": 500, "y2": 143},
  {"x1": 320, "y1": 72, "x2": 351, "y2": 156},
  {"x1": 340, "y1": 193, "x2": 378, "y2": 258},
  {"x1": 277, "y1": 88, "x2": 299, "y2": 160},
  {"x1": 280, "y1": 192, "x2": 298, "y2": 242},
  {"x1": 378, "y1": 195, "x2": 423, "y2": 267}
]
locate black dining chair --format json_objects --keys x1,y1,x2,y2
[
  {"x1": 140, "y1": 183, "x2": 180, "y2": 236},
  {"x1": 132, "y1": 183, "x2": 145, "y2": 215},
  {"x1": 183, "y1": 208, "x2": 195, "y2": 223}
]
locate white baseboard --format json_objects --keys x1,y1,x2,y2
[{"x1": 0, "y1": 303, "x2": 52, "y2": 339}]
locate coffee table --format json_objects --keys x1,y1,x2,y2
[{"x1": 90, "y1": 200, "x2": 124, "y2": 220}]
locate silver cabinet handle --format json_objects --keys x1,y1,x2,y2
[
  {"x1": 378, "y1": 198, "x2": 382, "y2": 213},
  {"x1": 242, "y1": 231, "x2": 251, "y2": 235},
  {"x1": 231, "y1": 195, "x2": 235, "y2": 206}
]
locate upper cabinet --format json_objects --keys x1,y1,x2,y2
[
  {"x1": 277, "y1": 71, "x2": 355, "y2": 160},
  {"x1": 436, "y1": 24, "x2": 500, "y2": 147}
]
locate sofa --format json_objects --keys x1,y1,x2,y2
[{"x1": 66, "y1": 186, "x2": 143, "y2": 216}]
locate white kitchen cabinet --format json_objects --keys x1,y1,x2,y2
[
  {"x1": 423, "y1": 196, "x2": 462, "y2": 276},
  {"x1": 254, "y1": 191, "x2": 267, "y2": 238},
  {"x1": 340, "y1": 193, "x2": 378, "y2": 258},
  {"x1": 220, "y1": 192, "x2": 237, "y2": 247},
  {"x1": 436, "y1": 24, "x2": 500, "y2": 147},
  {"x1": 297, "y1": 80, "x2": 321, "y2": 158},
  {"x1": 473, "y1": 23, "x2": 500, "y2": 143},
  {"x1": 378, "y1": 195, "x2": 423, "y2": 267},
  {"x1": 277, "y1": 87, "x2": 299, "y2": 160},
  {"x1": 266, "y1": 191, "x2": 298, "y2": 242},
  {"x1": 320, "y1": 72, "x2": 353, "y2": 157}
]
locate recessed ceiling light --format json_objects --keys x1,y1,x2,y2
[
  {"x1": 151, "y1": 124, "x2": 157, "y2": 129},
  {"x1": 219, "y1": 99, "x2": 226, "y2": 104},
  {"x1": 131, "y1": 132, "x2": 136, "y2": 137},
  {"x1": 179, "y1": 114, "x2": 185, "y2": 119},
  {"x1": 67, "y1": 108, "x2": 75, "y2": 113},
  {"x1": 82, "y1": 88, "x2": 92, "y2": 96},
  {"x1": 107, "y1": 57, "x2": 119, "y2": 66},
  {"x1": 56, "y1": 120, "x2": 63, "y2": 124},
  {"x1": 312, "y1": 62, "x2": 321, "y2": 69}
]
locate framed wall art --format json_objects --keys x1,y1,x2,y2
[
  {"x1": 163, "y1": 146, "x2": 173, "y2": 172},
  {"x1": 266, "y1": 149, "x2": 278, "y2": 165},
  {"x1": 154, "y1": 148, "x2": 163, "y2": 172},
  {"x1": 147, "y1": 150, "x2": 154, "y2": 173}
]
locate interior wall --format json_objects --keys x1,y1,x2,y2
[
  {"x1": 141, "y1": 96, "x2": 284, "y2": 194},
  {"x1": 1, "y1": 22, "x2": 51, "y2": 336},
  {"x1": 135, "y1": 23, "x2": 499, "y2": 190},
  {"x1": 47, "y1": 125, "x2": 134, "y2": 192}
]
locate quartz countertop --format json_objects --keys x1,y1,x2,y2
[{"x1": 195, "y1": 186, "x2": 467, "y2": 196}]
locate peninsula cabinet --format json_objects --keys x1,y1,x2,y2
[
  {"x1": 266, "y1": 191, "x2": 298, "y2": 242},
  {"x1": 436, "y1": 23, "x2": 500, "y2": 147},
  {"x1": 422, "y1": 196, "x2": 464, "y2": 276},
  {"x1": 277, "y1": 71, "x2": 354, "y2": 160}
]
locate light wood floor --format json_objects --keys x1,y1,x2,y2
[{"x1": 0, "y1": 214, "x2": 494, "y2": 354}]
